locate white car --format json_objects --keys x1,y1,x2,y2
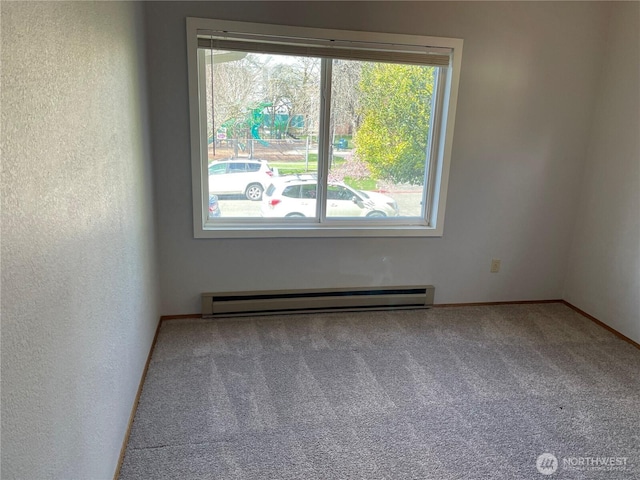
[
  {"x1": 261, "y1": 177, "x2": 399, "y2": 218},
  {"x1": 208, "y1": 159, "x2": 275, "y2": 201}
]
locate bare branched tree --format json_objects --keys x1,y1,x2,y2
[
  {"x1": 206, "y1": 53, "x2": 263, "y2": 137},
  {"x1": 205, "y1": 53, "x2": 361, "y2": 142},
  {"x1": 331, "y1": 60, "x2": 363, "y2": 135}
]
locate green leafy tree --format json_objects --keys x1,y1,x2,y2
[{"x1": 354, "y1": 63, "x2": 435, "y2": 184}]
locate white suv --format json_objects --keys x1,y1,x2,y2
[
  {"x1": 208, "y1": 159, "x2": 275, "y2": 201},
  {"x1": 261, "y1": 176, "x2": 399, "y2": 218}
]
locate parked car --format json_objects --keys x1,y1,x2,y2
[
  {"x1": 208, "y1": 194, "x2": 221, "y2": 218},
  {"x1": 261, "y1": 176, "x2": 399, "y2": 218},
  {"x1": 208, "y1": 159, "x2": 275, "y2": 201}
]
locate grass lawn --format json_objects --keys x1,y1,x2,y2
[
  {"x1": 270, "y1": 155, "x2": 350, "y2": 175},
  {"x1": 271, "y1": 162, "x2": 317, "y2": 175},
  {"x1": 344, "y1": 177, "x2": 377, "y2": 191}
]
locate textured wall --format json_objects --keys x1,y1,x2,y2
[
  {"x1": 564, "y1": 3, "x2": 640, "y2": 344},
  {"x1": 1, "y1": 2, "x2": 158, "y2": 478},
  {"x1": 145, "y1": 1, "x2": 608, "y2": 314}
]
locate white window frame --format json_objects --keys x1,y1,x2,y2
[{"x1": 186, "y1": 18, "x2": 463, "y2": 238}]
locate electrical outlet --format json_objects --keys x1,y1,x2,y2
[{"x1": 490, "y1": 259, "x2": 501, "y2": 273}]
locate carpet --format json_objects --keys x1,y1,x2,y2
[{"x1": 119, "y1": 303, "x2": 640, "y2": 479}]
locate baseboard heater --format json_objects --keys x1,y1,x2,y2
[{"x1": 202, "y1": 285, "x2": 435, "y2": 317}]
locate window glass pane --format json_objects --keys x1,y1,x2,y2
[
  {"x1": 209, "y1": 164, "x2": 226, "y2": 175},
  {"x1": 282, "y1": 185, "x2": 301, "y2": 198},
  {"x1": 327, "y1": 60, "x2": 436, "y2": 219},
  {"x1": 205, "y1": 50, "x2": 321, "y2": 217},
  {"x1": 300, "y1": 184, "x2": 316, "y2": 199}
]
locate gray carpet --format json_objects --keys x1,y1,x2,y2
[{"x1": 119, "y1": 303, "x2": 640, "y2": 479}]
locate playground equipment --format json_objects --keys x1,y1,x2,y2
[
  {"x1": 210, "y1": 101, "x2": 309, "y2": 158},
  {"x1": 250, "y1": 102, "x2": 271, "y2": 147},
  {"x1": 211, "y1": 101, "x2": 272, "y2": 149}
]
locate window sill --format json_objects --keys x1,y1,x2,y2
[{"x1": 195, "y1": 222, "x2": 443, "y2": 239}]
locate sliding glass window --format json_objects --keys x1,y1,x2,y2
[{"x1": 187, "y1": 19, "x2": 462, "y2": 238}]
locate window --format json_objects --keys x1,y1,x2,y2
[
  {"x1": 187, "y1": 18, "x2": 462, "y2": 238},
  {"x1": 209, "y1": 164, "x2": 226, "y2": 175}
]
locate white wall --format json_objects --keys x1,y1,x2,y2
[
  {"x1": 146, "y1": 1, "x2": 608, "y2": 315},
  {"x1": 1, "y1": 2, "x2": 158, "y2": 478},
  {"x1": 564, "y1": 3, "x2": 640, "y2": 344}
]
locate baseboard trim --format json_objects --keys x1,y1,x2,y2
[
  {"x1": 433, "y1": 299, "x2": 563, "y2": 308},
  {"x1": 562, "y1": 300, "x2": 640, "y2": 350},
  {"x1": 113, "y1": 318, "x2": 163, "y2": 480}
]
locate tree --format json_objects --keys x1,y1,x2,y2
[
  {"x1": 264, "y1": 57, "x2": 320, "y2": 137},
  {"x1": 208, "y1": 53, "x2": 263, "y2": 140},
  {"x1": 331, "y1": 60, "x2": 363, "y2": 135},
  {"x1": 353, "y1": 63, "x2": 435, "y2": 184}
]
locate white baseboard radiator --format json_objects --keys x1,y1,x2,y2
[{"x1": 202, "y1": 285, "x2": 435, "y2": 317}]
